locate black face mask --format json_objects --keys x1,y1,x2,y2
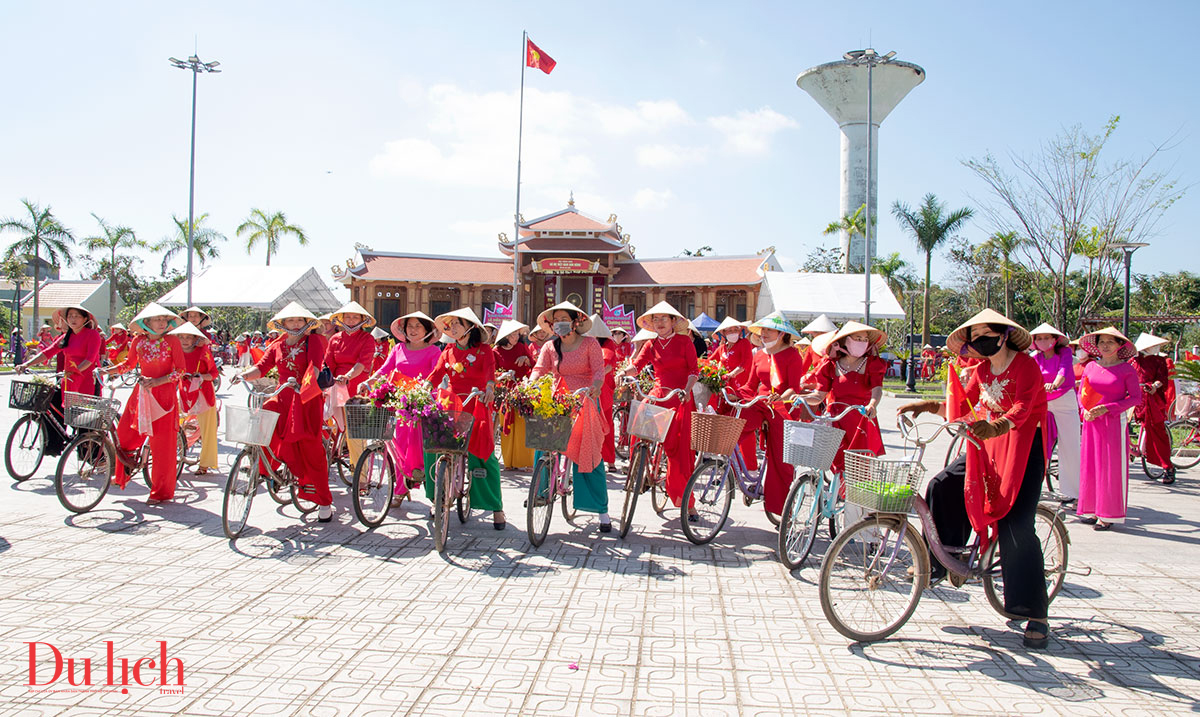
[{"x1": 970, "y1": 335, "x2": 1005, "y2": 357}]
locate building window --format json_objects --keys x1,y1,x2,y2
[
  {"x1": 716, "y1": 290, "x2": 747, "y2": 322},
  {"x1": 666, "y1": 291, "x2": 695, "y2": 318},
  {"x1": 429, "y1": 287, "x2": 460, "y2": 320},
  {"x1": 482, "y1": 288, "x2": 512, "y2": 313},
  {"x1": 620, "y1": 292, "x2": 645, "y2": 317},
  {"x1": 373, "y1": 286, "x2": 407, "y2": 332}
]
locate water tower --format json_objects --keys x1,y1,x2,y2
[{"x1": 798, "y1": 50, "x2": 925, "y2": 272}]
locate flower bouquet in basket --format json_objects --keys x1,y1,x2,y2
[
  {"x1": 695, "y1": 358, "x2": 732, "y2": 406},
  {"x1": 614, "y1": 359, "x2": 653, "y2": 404},
  {"x1": 385, "y1": 374, "x2": 437, "y2": 424}
]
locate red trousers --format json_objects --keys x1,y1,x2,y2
[
  {"x1": 735, "y1": 401, "x2": 794, "y2": 515},
  {"x1": 277, "y1": 437, "x2": 332, "y2": 506},
  {"x1": 660, "y1": 397, "x2": 695, "y2": 506},
  {"x1": 600, "y1": 387, "x2": 616, "y2": 465},
  {"x1": 1139, "y1": 417, "x2": 1172, "y2": 471},
  {"x1": 115, "y1": 405, "x2": 179, "y2": 500}
]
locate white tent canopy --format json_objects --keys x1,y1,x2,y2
[
  {"x1": 157, "y1": 265, "x2": 343, "y2": 313},
  {"x1": 755, "y1": 271, "x2": 905, "y2": 322}
]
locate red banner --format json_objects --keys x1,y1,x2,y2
[{"x1": 532, "y1": 258, "x2": 596, "y2": 274}]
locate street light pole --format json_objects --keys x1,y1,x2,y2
[
  {"x1": 1110, "y1": 241, "x2": 1148, "y2": 337},
  {"x1": 168, "y1": 54, "x2": 221, "y2": 306},
  {"x1": 906, "y1": 290, "x2": 917, "y2": 393}
]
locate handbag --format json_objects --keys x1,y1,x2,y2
[{"x1": 310, "y1": 335, "x2": 336, "y2": 389}]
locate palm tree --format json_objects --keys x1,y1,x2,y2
[
  {"x1": 891, "y1": 194, "x2": 974, "y2": 345},
  {"x1": 84, "y1": 213, "x2": 143, "y2": 321},
  {"x1": 237, "y1": 209, "x2": 308, "y2": 266},
  {"x1": 872, "y1": 251, "x2": 917, "y2": 300},
  {"x1": 0, "y1": 199, "x2": 74, "y2": 332},
  {"x1": 2, "y1": 256, "x2": 27, "y2": 339},
  {"x1": 823, "y1": 204, "x2": 869, "y2": 272},
  {"x1": 984, "y1": 230, "x2": 1022, "y2": 317},
  {"x1": 154, "y1": 213, "x2": 226, "y2": 275}
]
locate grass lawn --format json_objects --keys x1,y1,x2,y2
[{"x1": 883, "y1": 377, "x2": 944, "y2": 396}]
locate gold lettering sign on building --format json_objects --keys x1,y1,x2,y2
[{"x1": 531, "y1": 258, "x2": 598, "y2": 274}]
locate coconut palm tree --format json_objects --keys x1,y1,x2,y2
[
  {"x1": 84, "y1": 213, "x2": 144, "y2": 321},
  {"x1": 892, "y1": 194, "x2": 974, "y2": 345},
  {"x1": 154, "y1": 213, "x2": 226, "y2": 275},
  {"x1": 872, "y1": 251, "x2": 918, "y2": 300},
  {"x1": 823, "y1": 204, "x2": 870, "y2": 272},
  {"x1": 984, "y1": 230, "x2": 1022, "y2": 317},
  {"x1": 0, "y1": 199, "x2": 74, "y2": 332},
  {"x1": 237, "y1": 209, "x2": 308, "y2": 266}
]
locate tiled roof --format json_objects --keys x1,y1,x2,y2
[
  {"x1": 525, "y1": 211, "x2": 612, "y2": 232},
  {"x1": 352, "y1": 252, "x2": 513, "y2": 285},
  {"x1": 518, "y1": 238, "x2": 625, "y2": 253},
  {"x1": 21, "y1": 280, "x2": 104, "y2": 308},
  {"x1": 611, "y1": 256, "x2": 772, "y2": 287}
]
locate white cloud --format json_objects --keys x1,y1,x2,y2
[
  {"x1": 708, "y1": 107, "x2": 797, "y2": 155},
  {"x1": 635, "y1": 144, "x2": 708, "y2": 169},
  {"x1": 632, "y1": 188, "x2": 674, "y2": 210}
]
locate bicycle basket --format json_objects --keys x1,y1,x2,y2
[
  {"x1": 842, "y1": 450, "x2": 925, "y2": 513},
  {"x1": 63, "y1": 392, "x2": 121, "y2": 430},
  {"x1": 224, "y1": 405, "x2": 280, "y2": 446},
  {"x1": 421, "y1": 410, "x2": 474, "y2": 454},
  {"x1": 782, "y1": 420, "x2": 846, "y2": 472},
  {"x1": 247, "y1": 377, "x2": 279, "y2": 394},
  {"x1": 690, "y1": 412, "x2": 745, "y2": 455},
  {"x1": 9, "y1": 380, "x2": 56, "y2": 413},
  {"x1": 344, "y1": 402, "x2": 397, "y2": 441},
  {"x1": 627, "y1": 399, "x2": 675, "y2": 443},
  {"x1": 525, "y1": 413, "x2": 574, "y2": 452}
]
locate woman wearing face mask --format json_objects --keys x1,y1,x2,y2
[
  {"x1": 106, "y1": 304, "x2": 185, "y2": 502},
  {"x1": 1030, "y1": 323, "x2": 1080, "y2": 501},
  {"x1": 370, "y1": 327, "x2": 391, "y2": 373},
  {"x1": 584, "y1": 315, "x2": 621, "y2": 470},
  {"x1": 178, "y1": 307, "x2": 220, "y2": 475},
  {"x1": 711, "y1": 317, "x2": 754, "y2": 384},
  {"x1": 427, "y1": 308, "x2": 505, "y2": 529},
  {"x1": 367, "y1": 311, "x2": 442, "y2": 505},
  {"x1": 238, "y1": 302, "x2": 334, "y2": 521},
  {"x1": 325, "y1": 301, "x2": 378, "y2": 471},
  {"x1": 899, "y1": 309, "x2": 1051, "y2": 649},
  {"x1": 624, "y1": 302, "x2": 699, "y2": 511},
  {"x1": 532, "y1": 302, "x2": 612, "y2": 530},
  {"x1": 20, "y1": 304, "x2": 105, "y2": 457},
  {"x1": 1072, "y1": 341, "x2": 1092, "y2": 382},
  {"x1": 808, "y1": 321, "x2": 888, "y2": 476},
  {"x1": 735, "y1": 312, "x2": 808, "y2": 518},
  {"x1": 1132, "y1": 333, "x2": 1174, "y2": 484},
  {"x1": 1074, "y1": 328, "x2": 1143, "y2": 530},
  {"x1": 610, "y1": 326, "x2": 633, "y2": 362},
  {"x1": 493, "y1": 319, "x2": 536, "y2": 471}
]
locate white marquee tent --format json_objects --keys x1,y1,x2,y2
[
  {"x1": 157, "y1": 265, "x2": 344, "y2": 314},
  {"x1": 755, "y1": 271, "x2": 905, "y2": 322}
]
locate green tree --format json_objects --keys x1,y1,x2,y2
[
  {"x1": 154, "y1": 213, "x2": 226, "y2": 275},
  {"x1": 801, "y1": 245, "x2": 843, "y2": 273},
  {"x1": 0, "y1": 199, "x2": 74, "y2": 332},
  {"x1": 680, "y1": 245, "x2": 713, "y2": 257},
  {"x1": 891, "y1": 193, "x2": 975, "y2": 345},
  {"x1": 823, "y1": 204, "x2": 872, "y2": 272},
  {"x1": 984, "y1": 231, "x2": 1022, "y2": 316},
  {"x1": 872, "y1": 251, "x2": 918, "y2": 300},
  {"x1": 2, "y1": 256, "x2": 27, "y2": 340},
  {"x1": 84, "y1": 213, "x2": 143, "y2": 322},
  {"x1": 237, "y1": 209, "x2": 308, "y2": 266}
]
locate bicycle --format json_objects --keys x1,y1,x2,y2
[
  {"x1": 221, "y1": 378, "x2": 317, "y2": 539},
  {"x1": 175, "y1": 373, "x2": 222, "y2": 479},
  {"x1": 525, "y1": 388, "x2": 591, "y2": 547},
  {"x1": 618, "y1": 378, "x2": 686, "y2": 539},
  {"x1": 776, "y1": 401, "x2": 870, "y2": 569},
  {"x1": 53, "y1": 370, "x2": 156, "y2": 514},
  {"x1": 1166, "y1": 416, "x2": 1200, "y2": 471},
  {"x1": 347, "y1": 401, "x2": 399, "y2": 528},
  {"x1": 427, "y1": 389, "x2": 485, "y2": 553},
  {"x1": 5, "y1": 372, "x2": 69, "y2": 481},
  {"x1": 1128, "y1": 417, "x2": 1174, "y2": 480},
  {"x1": 817, "y1": 414, "x2": 1072, "y2": 642}
]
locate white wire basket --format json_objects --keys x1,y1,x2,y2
[
  {"x1": 843, "y1": 450, "x2": 925, "y2": 513},
  {"x1": 63, "y1": 392, "x2": 121, "y2": 430},
  {"x1": 225, "y1": 405, "x2": 280, "y2": 446},
  {"x1": 627, "y1": 399, "x2": 675, "y2": 443},
  {"x1": 782, "y1": 420, "x2": 846, "y2": 472}
]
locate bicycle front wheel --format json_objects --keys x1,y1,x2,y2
[
  {"x1": 681, "y1": 458, "x2": 733, "y2": 545},
  {"x1": 1168, "y1": 418, "x2": 1200, "y2": 469},
  {"x1": 650, "y1": 453, "x2": 669, "y2": 516},
  {"x1": 333, "y1": 434, "x2": 353, "y2": 487},
  {"x1": 778, "y1": 473, "x2": 819, "y2": 569},
  {"x1": 55, "y1": 433, "x2": 114, "y2": 514},
  {"x1": 6, "y1": 413, "x2": 46, "y2": 482},
  {"x1": 222, "y1": 448, "x2": 258, "y2": 539},
  {"x1": 982, "y1": 504, "x2": 1069, "y2": 616},
  {"x1": 432, "y1": 456, "x2": 452, "y2": 552},
  {"x1": 560, "y1": 469, "x2": 577, "y2": 523},
  {"x1": 619, "y1": 445, "x2": 647, "y2": 538},
  {"x1": 352, "y1": 445, "x2": 396, "y2": 528},
  {"x1": 819, "y1": 515, "x2": 928, "y2": 643},
  {"x1": 526, "y1": 455, "x2": 555, "y2": 547},
  {"x1": 614, "y1": 406, "x2": 629, "y2": 460}
]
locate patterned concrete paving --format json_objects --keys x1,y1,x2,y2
[{"x1": 0, "y1": 374, "x2": 1198, "y2": 715}]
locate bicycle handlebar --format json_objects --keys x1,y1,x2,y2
[
  {"x1": 719, "y1": 388, "x2": 767, "y2": 410},
  {"x1": 896, "y1": 413, "x2": 982, "y2": 450},
  {"x1": 620, "y1": 376, "x2": 686, "y2": 405},
  {"x1": 792, "y1": 400, "x2": 869, "y2": 423},
  {"x1": 234, "y1": 375, "x2": 298, "y2": 398}
]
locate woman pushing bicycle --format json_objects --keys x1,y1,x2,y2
[
  {"x1": 171, "y1": 322, "x2": 220, "y2": 475},
  {"x1": 19, "y1": 303, "x2": 104, "y2": 457},
  {"x1": 899, "y1": 309, "x2": 1050, "y2": 649}
]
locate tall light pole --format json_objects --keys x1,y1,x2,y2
[
  {"x1": 905, "y1": 290, "x2": 918, "y2": 393},
  {"x1": 1111, "y1": 241, "x2": 1149, "y2": 337},
  {"x1": 168, "y1": 54, "x2": 221, "y2": 306}
]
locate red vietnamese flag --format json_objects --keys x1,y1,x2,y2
[
  {"x1": 1078, "y1": 375, "x2": 1103, "y2": 411},
  {"x1": 299, "y1": 364, "x2": 323, "y2": 404},
  {"x1": 526, "y1": 38, "x2": 556, "y2": 74}
]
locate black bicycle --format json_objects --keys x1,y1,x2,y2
[{"x1": 5, "y1": 372, "x2": 69, "y2": 481}]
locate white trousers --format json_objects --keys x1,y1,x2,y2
[{"x1": 1047, "y1": 388, "x2": 1081, "y2": 499}]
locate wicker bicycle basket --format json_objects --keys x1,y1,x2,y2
[
  {"x1": 626, "y1": 399, "x2": 675, "y2": 443},
  {"x1": 782, "y1": 420, "x2": 846, "y2": 472},
  {"x1": 421, "y1": 410, "x2": 474, "y2": 454},
  {"x1": 63, "y1": 391, "x2": 121, "y2": 431},
  {"x1": 525, "y1": 413, "x2": 574, "y2": 452},
  {"x1": 344, "y1": 402, "x2": 397, "y2": 441},
  {"x1": 9, "y1": 380, "x2": 56, "y2": 413},
  {"x1": 224, "y1": 405, "x2": 281, "y2": 446},
  {"x1": 690, "y1": 412, "x2": 746, "y2": 455},
  {"x1": 842, "y1": 450, "x2": 926, "y2": 514}
]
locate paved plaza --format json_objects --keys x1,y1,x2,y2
[{"x1": 0, "y1": 374, "x2": 1198, "y2": 715}]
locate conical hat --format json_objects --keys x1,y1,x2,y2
[
  {"x1": 1134, "y1": 332, "x2": 1170, "y2": 354},
  {"x1": 747, "y1": 311, "x2": 800, "y2": 338},
  {"x1": 390, "y1": 310, "x2": 435, "y2": 341},
  {"x1": 369, "y1": 327, "x2": 387, "y2": 340},
  {"x1": 434, "y1": 307, "x2": 485, "y2": 334},
  {"x1": 51, "y1": 303, "x2": 96, "y2": 331},
  {"x1": 180, "y1": 306, "x2": 212, "y2": 329},
  {"x1": 715, "y1": 316, "x2": 747, "y2": 334},
  {"x1": 331, "y1": 300, "x2": 377, "y2": 331},
  {"x1": 802, "y1": 314, "x2": 837, "y2": 335},
  {"x1": 1078, "y1": 326, "x2": 1136, "y2": 360},
  {"x1": 108, "y1": 323, "x2": 126, "y2": 334},
  {"x1": 529, "y1": 325, "x2": 551, "y2": 342},
  {"x1": 797, "y1": 336, "x2": 812, "y2": 346},
  {"x1": 811, "y1": 321, "x2": 886, "y2": 358},
  {"x1": 636, "y1": 301, "x2": 689, "y2": 334},
  {"x1": 266, "y1": 301, "x2": 317, "y2": 335},
  {"x1": 584, "y1": 314, "x2": 612, "y2": 340},
  {"x1": 168, "y1": 321, "x2": 208, "y2": 345},
  {"x1": 537, "y1": 301, "x2": 593, "y2": 335},
  {"x1": 493, "y1": 319, "x2": 529, "y2": 344},
  {"x1": 632, "y1": 328, "x2": 657, "y2": 342},
  {"x1": 131, "y1": 303, "x2": 182, "y2": 335},
  {"x1": 946, "y1": 308, "x2": 1031, "y2": 355}
]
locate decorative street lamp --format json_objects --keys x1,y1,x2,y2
[
  {"x1": 905, "y1": 290, "x2": 918, "y2": 393},
  {"x1": 168, "y1": 54, "x2": 221, "y2": 306},
  {"x1": 1110, "y1": 241, "x2": 1149, "y2": 337}
]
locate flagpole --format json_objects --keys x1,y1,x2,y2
[{"x1": 512, "y1": 30, "x2": 527, "y2": 322}]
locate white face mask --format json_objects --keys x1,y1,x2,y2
[
  {"x1": 725, "y1": 333, "x2": 740, "y2": 344},
  {"x1": 1075, "y1": 349, "x2": 1089, "y2": 361},
  {"x1": 1034, "y1": 338, "x2": 1055, "y2": 352},
  {"x1": 762, "y1": 337, "x2": 780, "y2": 350},
  {"x1": 845, "y1": 338, "x2": 869, "y2": 358},
  {"x1": 552, "y1": 321, "x2": 573, "y2": 337}
]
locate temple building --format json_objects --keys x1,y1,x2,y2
[{"x1": 332, "y1": 200, "x2": 780, "y2": 329}]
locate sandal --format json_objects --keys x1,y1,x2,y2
[
  {"x1": 1078, "y1": 516, "x2": 1097, "y2": 525},
  {"x1": 1094, "y1": 520, "x2": 1113, "y2": 531},
  {"x1": 1162, "y1": 471, "x2": 1176, "y2": 485},
  {"x1": 1023, "y1": 620, "x2": 1049, "y2": 649}
]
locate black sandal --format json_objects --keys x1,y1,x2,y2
[
  {"x1": 1079, "y1": 516, "x2": 1097, "y2": 525},
  {"x1": 1162, "y1": 471, "x2": 1176, "y2": 485},
  {"x1": 1023, "y1": 620, "x2": 1049, "y2": 649},
  {"x1": 1094, "y1": 521, "x2": 1113, "y2": 531}
]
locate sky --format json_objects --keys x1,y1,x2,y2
[{"x1": 2, "y1": 0, "x2": 1197, "y2": 300}]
